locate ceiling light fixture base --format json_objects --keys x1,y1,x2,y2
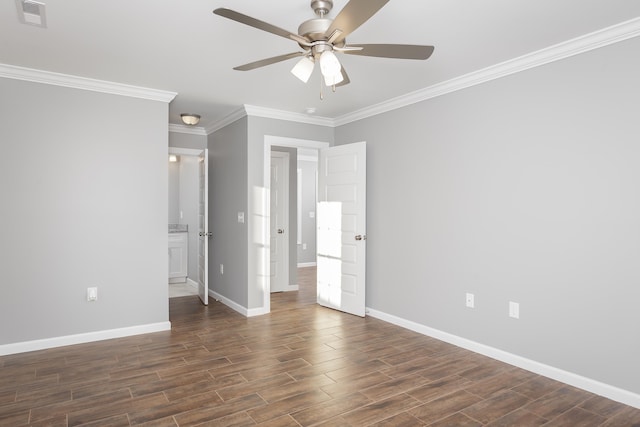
[{"x1": 180, "y1": 113, "x2": 201, "y2": 126}]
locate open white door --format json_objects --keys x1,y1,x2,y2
[
  {"x1": 197, "y1": 149, "x2": 209, "y2": 305},
  {"x1": 317, "y1": 142, "x2": 366, "y2": 317}
]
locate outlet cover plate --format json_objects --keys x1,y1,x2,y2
[{"x1": 466, "y1": 293, "x2": 474, "y2": 308}]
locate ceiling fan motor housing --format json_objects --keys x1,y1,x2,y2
[{"x1": 298, "y1": 18, "x2": 332, "y2": 42}]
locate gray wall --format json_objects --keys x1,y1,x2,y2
[
  {"x1": 335, "y1": 37, "x2": 640, "y2": 394},
  {"x1": 247, "y1": 116, "x2": 333, "y2": 309},
  {"x1": 169, "y1": 131, "x2": 207, "y2": 150},
  {"x1": 297, "y1": 158, "x2": 317, "y2": 265},
  {"x1": 0, "y1": 78, "x2": 169, "y2": 345},
  {"x1": 271, "y1": 146, "x2": 298, "y2": 287},
  {"x1": 208, "y1": 118, "x2": 249, "y2": 307}
]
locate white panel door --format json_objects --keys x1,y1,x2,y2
[
  {"x1": 197, "y1": 149, "x2": 209, "y2": 305},
  {"x1": 270, "y1": 152, "x2": 289, "y2": 292},
  {"x1": 317, "y1": 142, "x2": 366, "y2": 316}
]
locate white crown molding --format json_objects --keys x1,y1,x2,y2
[
  {"x1": 366, "y1": 307, "x2": 640, "y2": 409},
  {"x1": 205, "y1": 104, "x2": 334, "y2": 134},
  {"x1": 335, "y1": 17, "x2": 640, "y2": 127},
  {"x1": 0, "y1": 63, "x2": 177, "y2": 103},
  {"x1": 169, "y1": 123, "x2": 207, "y2": 136},
  {"x1": 244, "y1": 104, "x2": 334, "y2": 128},
  {"x1": 205, "y1": 106, "x2": 248, "y2": 134}
]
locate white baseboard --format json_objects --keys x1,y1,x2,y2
[
  {"x1": 0, "y1": 321, "x2": 172, "y2": 356},
  {"x1": 208, "y1": 290, "x2": 269, "y2": 317},
  {"x1": 186, "y1": 278, "x2": 198, "y2": 289},
  {"x1": 297, "y1": 262, "x2": 317, "y2": 268},
  {"x1": 366, "y1": 307, "x2": 640, "y2": 410}
]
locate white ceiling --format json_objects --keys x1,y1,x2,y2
[{"x1": 1, "y1": 0, "x2": 639, "y2": 129}]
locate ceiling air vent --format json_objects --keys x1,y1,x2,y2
[{"x1": 15, "y1": 0, "x2": 47, "y2": 28}]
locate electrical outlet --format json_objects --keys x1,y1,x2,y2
[
  {"x1": 465, "y1": 293, "x2": 474, "y2": 308},
  {"x1": 302, "y1": 243, "x2": 307, "y2": 250},
  {"x1": 220, "y1": 264, "x2": 224, "y2": 275},
  {"x1": 509, "y1": 301, "x2": 520, "y2": 319},
  {"x1": 87, "y1": 287, "x2": 98, "y2": 302}
]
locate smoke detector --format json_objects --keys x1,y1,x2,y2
[{"x1": 15, "y1": 0, "x2": 47, "y2": 28}]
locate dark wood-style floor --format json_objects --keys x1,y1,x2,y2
[{"x1": 2, "y1": 267, "x2": 640, "y2": 426}]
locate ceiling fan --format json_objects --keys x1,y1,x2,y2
[{"x1": 213, "y1": 0, "x2": 434, "y2": 95}]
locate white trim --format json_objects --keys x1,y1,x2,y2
[
  {"x1": 186, "y1": 277, "x2": 199, "y2": 289},
  {"x1": 0, "y1": 63, "x2": 177, "y2": 103},
  {"x1": 0, "y1": 322, "x2": 171, "y2": 356},
  {"x1": 208, "y1": 289, "x2": 269, "y2": 317},
  {"x1": 298, "y1": 155, "x2": 319, "y2": 163},
  {"x1": 334, "y1": 17, "x2": 640, "y2": 126},
  {"x1": 169, "y1": 124, "x2": 207, "y2": 136},
  {"x1": 208, "y1": 289, "x2": 248, "y2": 316},
  {"x1": 168, "y1": 147, "x2": 203, "y2": 156},
  {"x1": 206, "y1": 105, "x2": 334, "y2": 135},
  {"x1": 297, "y1": 262, "x2": 317, "y2": 268},
  {"x1": 205, "y1": 106, "x2": 247, "y2": 134},
  {"x1": 366, "y1": 307, "x2": 640, "y2": 410},
  {"x1": 245, "y1": 105, "x2": 334, "y2": 127}
]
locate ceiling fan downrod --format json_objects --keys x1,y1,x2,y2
[{"x1": 310, "y1": 0, "x2": 333, "y2": 17}]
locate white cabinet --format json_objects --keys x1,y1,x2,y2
[{"x1": 168, "y1": 232, "x2": 188, "y2": 283}]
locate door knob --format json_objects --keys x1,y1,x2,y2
[
  {"x1": 355, "y1": 234, "x2": 367, "y2": 241},
  {"x1": 277, "y1": 229, "x2": 284, "y2": 234}
]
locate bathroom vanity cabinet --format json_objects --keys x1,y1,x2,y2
[{"x1": 168, "y1": 231, "x2": 188, "y2": 283}]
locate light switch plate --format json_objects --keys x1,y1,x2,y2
[
  {"x1": 509, "y1": 301, "x2": 520, "y2": 319},
  {"x1": 238, "y1": 212, "x2": 245, "y2": 223}
]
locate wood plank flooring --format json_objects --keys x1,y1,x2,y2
[{"x1": 2, "y1": 267, "x2": 640, "y2": 426}]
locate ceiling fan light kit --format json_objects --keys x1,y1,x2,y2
[
  {"x1": 319, "y1": 50, "x2": 342, "y2": 82},
  {"x1": 213, "y1": 0, "x2": 434, "y2": 98},
  {"x1": 291, "y1": 56, "x2": 315, "y2": 83}
]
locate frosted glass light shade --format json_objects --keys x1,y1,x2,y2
[
  {"x1": 323, "y1": 72, "x2": 344, "y2": 86},
  {"x1": 291, "y1": 56, "x2": 315, "y2": 83},
  {"x1": 180, "y1": 113, "x2": 200, "y2": 125},
  {"x1": 319, "y1": 50, "x2": 341, "y2": 80}
]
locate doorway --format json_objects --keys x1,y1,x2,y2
[
  {"x1": 168, "y1": 147, "x2": 209, "y2": 302},
  {"x1": 262, "y1": 136, "x2": 330, "y2": 313}
]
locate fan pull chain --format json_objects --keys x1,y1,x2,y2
[{"x1": 319, "y1": 71, "x2": 324, "y2": 100}]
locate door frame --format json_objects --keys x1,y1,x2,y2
[
  {"x1": 168, "y1": 147, "x2": 208, "y2": 299},
  {"x1": 262, "y1": 136, "x2": 330, "y2": 314}
]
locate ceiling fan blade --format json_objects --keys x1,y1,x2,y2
[
  {"x1": 213, "y1": 8, "x2": 309, "y2": 45},
  {"x1": 344, "y1": 44, "x2": 434, "y2": 60},
  {"x1": 336, "y1": 66, "x2": 350, "y2": 87},
  {"x1": 325, "y1": 0, "x2": 390, "y2": 43},
  {"x1": 233, "y1": 52, "x2": 305, "y2": 71}
]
